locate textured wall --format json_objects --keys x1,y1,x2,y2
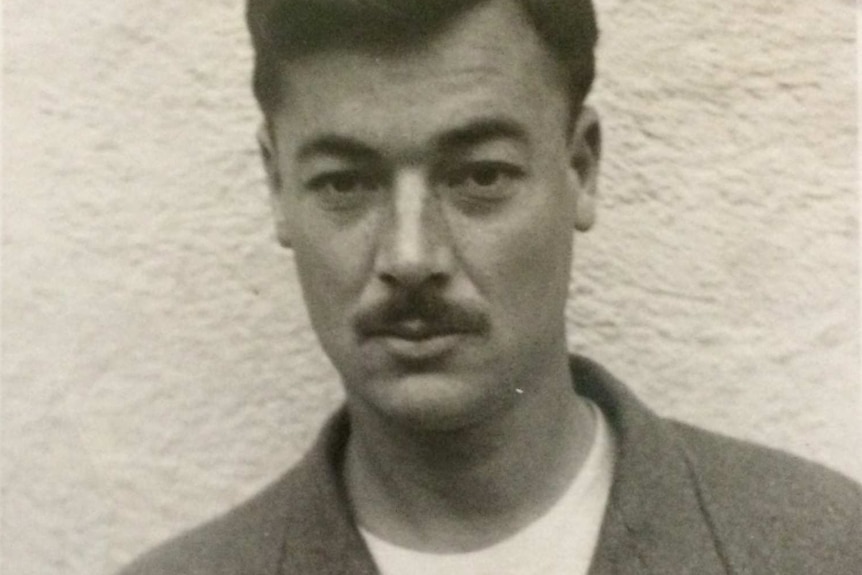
[{"x1": 3, "y1": 1, "x2": 858, "y2": 573}]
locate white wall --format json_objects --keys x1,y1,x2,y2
[{"x1": 3, "y1": 1, "x2": 858, "y2": 573}]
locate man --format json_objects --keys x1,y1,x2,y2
[{"x1": 121, "y1": 0, "x2": 861, "y2": 573}]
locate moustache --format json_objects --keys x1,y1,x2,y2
[{"x1": 354, "y1": 289, "x2": 488, "y2": 339}]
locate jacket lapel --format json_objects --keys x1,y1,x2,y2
[
  {"x1": 573, "y1": 356, "x2": 728, "y2": 575},
  {"x1": 278, "y1": 412, "x2": 380, "y2": 574}
]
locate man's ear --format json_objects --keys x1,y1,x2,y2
[
  {"x1": 257, "y1": 124, "x2": 292, "y2": 249},
  {"x1": 567, "y1": 106, "x2": 601, "y2": 232}
]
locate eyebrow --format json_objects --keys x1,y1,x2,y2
[
  {"x1": 434, "y1": 118, "x2": 530, "y2": 151},
  {"x1": 297, "y1": 136, "x2": 381, "y2": 163},
  {"x1": 296, "y1": 117, "x2": 529, "y2": 162}
]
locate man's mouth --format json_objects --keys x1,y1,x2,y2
[
  {"x1": 364, "y1": 318, "x2": 476, "y2": 361},
  {"x1": 374, "y1": 330, "x2": 466, "y2": 361},
  {"x1": 354, "y1": 291, "x2": 488, "y2": 361},
  {"x1": 367, "y1": 319, "x2": 467, "y2": 341}
]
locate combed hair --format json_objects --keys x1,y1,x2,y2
[{"x1": 246, "y1": 0, "x2": 598, "y2": 115}]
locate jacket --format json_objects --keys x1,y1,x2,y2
[{"x1": 120, "y1": 356, "x2": 862, "y2": 574}]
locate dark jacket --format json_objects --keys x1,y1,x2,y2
[{"x1": 121, "y1": 356, "x2": 862, "y2": 574}]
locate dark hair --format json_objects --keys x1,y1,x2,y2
[{"x1": 246, "y1": 0, "x2": 598, "y2": 116}]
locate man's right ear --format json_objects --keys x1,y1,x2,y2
[{"x1": 257, "y1": 124, "x2": 292, "y2": 249}]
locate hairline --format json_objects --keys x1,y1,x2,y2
[{"x1": 248, "y1": 0, "x2": 597, "y2": 123}]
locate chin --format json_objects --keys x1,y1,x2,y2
[{"x1": 359, "y1": 371, "x2": 507, "y2": 433}]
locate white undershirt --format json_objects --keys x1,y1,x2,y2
[{"x1": 361, "y1": 401, "x2": 616, "y2": 575}]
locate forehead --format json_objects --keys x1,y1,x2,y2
[{"x1": 269, "y1": 0, "x2": 569, "y2": 155}]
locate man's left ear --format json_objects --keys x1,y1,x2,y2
[{"x1": 567, "y1": 106, "x2": 601, "y2": 232}]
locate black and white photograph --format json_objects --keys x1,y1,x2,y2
[{"x1": 3, "y1": 1, "x2": 860, "y2": 574}]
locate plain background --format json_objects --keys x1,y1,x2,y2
[{"x1": 3, "y1": 1, "x2": 859, "y2": 573}]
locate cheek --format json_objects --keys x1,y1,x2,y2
[
  {"x1": 291, "y1": 216, "x2": 376, "y2": 320},
  {"x1": 463, "y1": 201, "x2": 574, "y2": 314}
]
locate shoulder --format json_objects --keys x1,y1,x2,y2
[
  {"x1": 117, "y1": 465, "x2": 306, "y2": 575},
  {"x1": 672, "y1": 420, "x2": 861, "y2": 516},
  {"x1": 670, "y1": 421, "x2": 862, "y2": 571},
  {"x1": 117, "y1": 410, "x2": 363, "y2": 575}
]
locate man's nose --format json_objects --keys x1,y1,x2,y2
[{"x1": 375, "y1": 170, "x2": 453, "y2": 288}]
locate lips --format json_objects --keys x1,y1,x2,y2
[
  {"x1": 363, "y1": 318, "x2": 478, "y2": 362},
  {"x1": 354, "y1": 292, "x2": 488, "y2": 361},
  {"x1": 364, "y1": 318, "x2": 472, "y2": 341},
  {"x1": 377, "y1": 332, "x2": 466, "y2": 362}
]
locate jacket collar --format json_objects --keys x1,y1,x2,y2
[
  {"x1": 572, "y1": 356, "x2": 727, "y2": 574},
  {"x1": 278, "y1": 355, "x2": 727, "y2": 574}
]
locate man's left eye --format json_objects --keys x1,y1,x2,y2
[{"x1": 442, "y1": 162, "x2": 523, "y2": 199}]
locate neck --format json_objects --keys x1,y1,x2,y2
[{"x1": 345, "y1": 357, "x2": 596, "y2": 552}]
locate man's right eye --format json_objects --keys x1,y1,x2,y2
[
  {"x1": 304, "y1": 171, "x2": 381, "y2": 209},
  {"x1": 306, "y1": 171, "x2": 378, "y2": 194}
]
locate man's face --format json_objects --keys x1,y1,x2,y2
[{"x1": 262, "y1": 0, "x2": 599, "y2": 431}]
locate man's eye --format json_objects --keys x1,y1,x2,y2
[
  {"x1": 307, "y1": 172, "x2": 378, "y2": 194},
  {"x1": 304, "y1": 171, "x2": 381, "y2": 210},
  {"x1": 443, "y1": 162, "x2": 523, "y2": 201}
]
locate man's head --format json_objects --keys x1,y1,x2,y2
[{"x1": 249, "y1": 0, "x2": 601, "y2": 431}]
